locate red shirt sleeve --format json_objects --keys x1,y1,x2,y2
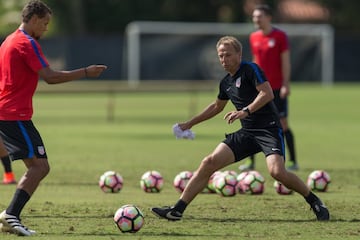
[{"x1": 22, "y1": 37, "x2": 49, "y2": 72}]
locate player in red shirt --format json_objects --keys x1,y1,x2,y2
[
  {"x1": 239, "y1": 4, "x2": 298, "y2": 171},
  {"x1": 0, "y1": 0, "x2": 107, "y2": 236}
]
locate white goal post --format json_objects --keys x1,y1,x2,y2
[{"x1": 125, "y1": 21, "x2": 334, "y2": 86}]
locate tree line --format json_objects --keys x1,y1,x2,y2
[{"x1": 0, "y1": 0, "x2": 358, "y2": 36}]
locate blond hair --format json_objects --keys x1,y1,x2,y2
[{"x1": 216, "y1": 36, "x2": 243, "y2": 54}]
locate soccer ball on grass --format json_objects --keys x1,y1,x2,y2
[
  {"x1": 99, "y1": 171, "x2": 123, "y2": 193},
  {"x1": 238, "y1": 170, "x2": 265, "y2": 194},
  {"x1": 307, "y1": 170, "x2": 331, "y2": 192},
  {"x1": 114, "y1": 204, "x2": 144, "y2": 233},
  {"x1": 203, "y1": 171, "x2": 222, "y2": 193},
  {"x1": 236, "y1": 171, "x2": 252, "y2": 193},
  {"x1": 140, "y1": 170, "x2": 164, "y2": 193},
  {"x1": 274, "y1": 180, "x2": 293, "y2": 195},
  {"x1": 173, "y1": 171, "x2": 193, "y2": 193},
  {"x1": 214, "y1": 173, "x2": 237, "y2": 197}
]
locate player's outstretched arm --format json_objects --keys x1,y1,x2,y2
[
  {"x1": 39, "y1": 64, "x2": 108, "y2": 84},
  {"x1": 178, "y1": 98, "x2": 227, "y2": 130}
]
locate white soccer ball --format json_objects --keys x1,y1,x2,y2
[
  {"x1": 204, "y1": 171, "x2": 223, "y2": 193},
  {"x1": 236, "y1": 171, "x2": 252, "y2": 194},
  {"x1": 140, "y1": 170, "x2": 164, "y2": 193},
  {"x1": 214, "y1": 173, "x2": 237, "y2": 197},
  {"x1": 114, "y1": 204, "x2": 144, "y2": 233},
  {"x1": 307, "y1": 170, "x2": 331, "y2": 192},
  {"x1": 274, "y1": 180, "x2": 293, "y2": 195},
  {"x1": 240, "y1": 170, "x2": 265, "y2": 194},
  {"x1": 99, "y1": 171, "x2": 123, "y2": 193},
  {"x1": 222, "y1": 170, "x2": 238, "y2": 177},
  {"x1": 173, "y1": 171, "x2": 193, "y2": 193}
]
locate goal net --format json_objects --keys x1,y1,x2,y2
[{"x1": 124, "y1": 21, "x2": 334, "y2": 87}]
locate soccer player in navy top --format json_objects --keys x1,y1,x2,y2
[{"x1": 151, "y1": 36, "x2": 329, "y2": 221}]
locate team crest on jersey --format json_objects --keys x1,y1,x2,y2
[
  {"x1": 268, "y1": 38, "x2": 275, "y2": 48},
  {"x1": 235, "y1": 77, "x2": 241, "y2": 88},
  {"x1": 37, "y1": 146, "x2": 46, "y2": 155}
]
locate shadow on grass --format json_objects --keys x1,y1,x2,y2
[
  {"x1": 43, "y1": 182, "x2": 96, "y2": 186},
  {"x1": 50, "y1": 231, "x2": 239, "y2": 238},
  {"x1": 46, "y1": 229, "x2": 240, "y2": 238},
  {"x1": 193, "y1": 216, "x2": 360, "y2": 223},
  {"x1": 18, "y1": 215, "x2": 360, "y2": 238},
  {"x1": 28, "y1": 212, "x2": 360, "y2": 222}
]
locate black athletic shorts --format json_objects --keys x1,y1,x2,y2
[
  {"x1": 223, "y1": 127, "x2": 285, "y2": 162},
  {"x1": 0, "y1": 120, "x2": 47, "y2": 160},
  {"x1": 273, "y1": 90, "x2": 288, "y2": 118}
]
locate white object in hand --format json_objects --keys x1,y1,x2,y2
[{"x1": 172, "y1": 123, "x2": 195, "y2": 140}]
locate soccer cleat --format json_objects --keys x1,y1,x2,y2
[
  {"x1": 310, "y1": 199, "x2": 330, "y2": 221},
  {"x1": 151, "y1": 206, "x2": 182, "y2": 221},
  {"x1": 286, "y1": 162, "x2": 299, "y2": 171},
  {"x1": 2, "y1": 172, "x2": 16, "y2": 184},
  {"x1": 238, "y1": 159, "x2": 255, "y2": 172},
  {"x1": 0, "y1": 210, "x2": 35, "y2": 236}
]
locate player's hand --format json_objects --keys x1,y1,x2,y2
[
  {"x1": 280, "y1": 85, "x2": 290, "y2": 99},
  {"x1": 178, "y1": 122, "x2": 191, "y2": 131},
  {"x1": 85, "y1": 65, "x2": 108, "y2": 78},
  {"x1": 224, "y1": 110, "x2": 246, "y2": 124}
]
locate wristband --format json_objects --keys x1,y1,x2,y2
[{"x1": 242, "y1": 107, "x2": 251, "y2": 115}]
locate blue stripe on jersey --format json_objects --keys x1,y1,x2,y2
[
  {"x1": 249, "y1": 62, "x2": 266, "y2": 83},
  {"x1": 17, "y1": 121, "x2": 34, "y2": 158},
  {"x1": 278, "y1": 127, "x2": 286, "y2": 160},
  {"x1": 20, "y1": 29, "x2": 47, "y2": 67}
]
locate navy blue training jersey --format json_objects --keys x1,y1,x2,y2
[{"x1": 217, "y1": 61, "x2": 281, "y2": 129}]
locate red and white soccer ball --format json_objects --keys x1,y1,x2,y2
[
  {"x1": 99, "y1": 171, "x2": 123, "y2": 193},
  {"x1": 222, "y1": 170, "x2": 238, "y2": 177},
  {"x1": 204, "y1": 171, "x2": 223, "y2": 193},
  {"x1": 239, "y1": 170, "x2": 265, "y2": 194},
  {"x1": 214, "y1": 173, "x2": 238, "y2": 197},
  {"x1": 114, "y1": 204, "x2": 144, "y2": 233},
  {"x1": 307, "y1": 170, "x2": 331, "y2": 192},
  {"x1": 236, "y1": 171, "x2": 252, "y2": 193},
  {"x1": 274, "y1": 180, "x2": 293, "y2": 195},
  {"x1": 173, "y1": 171, "x2": 193, "y2": 193},
  {"x1": 140, "y1": 170, "x2": 164, "y2": 193}
]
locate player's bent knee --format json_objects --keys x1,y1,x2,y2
[
  {"x1": 37, "y1": 161, "x2": 50, "y2": 178},
  {"x1": 200, "y1": 156, "x2": 218, "y2": 172},
  {"x1": 42, "y1": 165, "x2": 50, "y2": 177},
  {"x1": 269, "y1": 169, "x2": 286, "y2": 182}
]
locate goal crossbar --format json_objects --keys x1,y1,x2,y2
[{"x1": 125, "y1": 21, "x2": 334, "y2": 86}]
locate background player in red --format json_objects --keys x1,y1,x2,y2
[
  {"x1": 239, "y1": 4, "x2": 298, "y2": 171},
  {"x1": 0, "y1": 0, "x2": 107, "y2": 236}
]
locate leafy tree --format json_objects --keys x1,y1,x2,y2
[
  {"x1": 317, "y1": 0, "x2": 360, "y2": 34},
  {"x1": 0, "y1": 0, "x2": 27, "y2": 36},
  {"x1": 0, "y1": 0, "x2": 358, "y2": 36}
]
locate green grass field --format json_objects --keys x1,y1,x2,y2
[{"x1": 1, "y1": 83, "x2": 360, "y2": 239}]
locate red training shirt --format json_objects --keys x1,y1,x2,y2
[
  {"x1": 249, "y1": 28, "x2": 289, "y2": 90},
  {"x1": 0, "y1": 29, "x2": 49, "y2": 120}
]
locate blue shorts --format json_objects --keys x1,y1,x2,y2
[
  {"x1": 223, "y1": 127, "x2": 285, "y2": 162},
  {"x1": 0, "y1": 120, "x2": 47, "y2": 160}
]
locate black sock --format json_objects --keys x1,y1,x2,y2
[
  {"x1": 174, "y1": 199, "x2": 187, "y2": 213},
  {"x1": 304, "y1": 191, "x2": 319, "y2": 204},
  {"x1": 284, "y1": 129, "x2": 296, "y2": 163},
  {"x1": 6, "y1": 189, "x2": 31, "y2": 218},
  {"x1": 1, "y1": 155, "x2": 12, "y2": 173}
]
